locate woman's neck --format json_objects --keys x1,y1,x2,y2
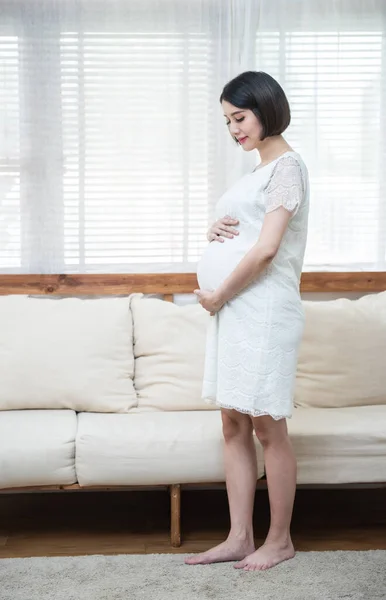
[{"x1": 256, "y1": 136, "x2": 293, "y2": 166}]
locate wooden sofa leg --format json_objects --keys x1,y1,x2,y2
[{"x1": 170, "y1": 484, "x2": 181, "y2": 547}]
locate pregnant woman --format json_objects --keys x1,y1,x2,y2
[{"x1": 185, "y1": 71, "x2": 310, "y2": 570}]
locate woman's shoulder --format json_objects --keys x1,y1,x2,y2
[
  {"x1": 263, "y1": 151, "x2": 306, "y2": 173},
  {"x1": 264, "y1": 151, "x2": 308, "y2": 190},
  {"x1": 247, "y1": 151, "x2": 305, "y2": 187}
]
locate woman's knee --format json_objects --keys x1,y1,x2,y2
[
  {"x1": 221, "y1": 409, "x2": 253, "y2": 441},
  {"x1": 252, "y1": 416, "x2": 288, "y2": 447}
]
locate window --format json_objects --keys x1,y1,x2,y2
[
  {"x1": 1, "y1": 2, "x2": 385, "y2": 273},
  {"x1": 0, "y1": 35, "x2": 20, "y2": 269},
  {"x1": 61, "y1": 31, "x2": 213, "y2": 271},
  {"x1": 257, "y1": 30, "x2": 385, "y2": 269}
]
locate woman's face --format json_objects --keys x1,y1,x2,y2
[{"x1": 221, "y1": 100, "x2": 263, "y2": 151}]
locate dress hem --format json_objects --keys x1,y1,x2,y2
[{"x1": 203, "y1": 397, "x2": 291, "y2": 420}]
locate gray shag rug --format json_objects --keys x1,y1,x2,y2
[{"x1": 1, "y1": 551, "x2": 386, "y2": 600}]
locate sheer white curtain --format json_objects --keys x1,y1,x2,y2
[{"x1": 0, "y1": 0, "x2": 385, "y2": 274}]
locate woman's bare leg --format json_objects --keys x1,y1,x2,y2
[
  {"x1": 185, "y1": 408, "x2": 257, "y2": 565},
  {"x1": 235, "y1": 416, "x2": 296, "y2": 571}
]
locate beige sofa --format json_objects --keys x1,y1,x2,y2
[{"x1": 0, "y1": 288, "x2": 386, "y2": 546}]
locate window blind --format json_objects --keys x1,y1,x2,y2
[
  {"x1": 0, "y1": 35, "x2": 20, "y2": 269},
  {"x1": 61, "y1": 31, "x2": 213, "y2": 271},
  {"x1": 0, "y1": 1, "x2": 385, "y2": 273},
  {"x1": 257, "y1": 31, "x2": 385, "y2": 269}
]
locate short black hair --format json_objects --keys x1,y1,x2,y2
[{"x1": 220, "y1": 71, "x2": 291, "y2": 141}]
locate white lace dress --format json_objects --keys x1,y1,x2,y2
[{"x1": 196, "y1": 152, "x2": 309, "y2": 420}]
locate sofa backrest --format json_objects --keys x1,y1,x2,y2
[
  {"x1": 131, "y1": 293, "x2": 216, "y2": 411},
  {"x1": 295, "y1": 291, "x2": 386, "y2": 408},
  {"x1": 0, "y1": 274, "x2": 385, "y2": 413},
  {"x1": 0, "y1": 295, "x2": 137, "y2": 412}
]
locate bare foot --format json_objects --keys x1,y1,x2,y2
[
  {"x1": 185, "y1": 538, "x2": 255, "y2": 565},
  {"x1": 234, "y1": 540, "x2": 295, "y2": 571}
]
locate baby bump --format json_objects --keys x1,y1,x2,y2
[{"x1": 197, "y1": 235, "x2": 255, "y2": 291}]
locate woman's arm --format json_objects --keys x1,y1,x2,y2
[
  {"x1": 213, "y1": 206, "x2": 292, "y2": 305},
  {"x1": 195, "y1": 156, "x2": 304, "y2": 315}
]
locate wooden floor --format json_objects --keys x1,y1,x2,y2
[{"x1": 1, "y1": 487, "x2": 386, "y2": 558}]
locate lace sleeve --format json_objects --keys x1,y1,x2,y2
[{"x1": 264, "y1": 155, "x2": 304, "y2": 215}]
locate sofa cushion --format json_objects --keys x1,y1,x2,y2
[
  {"x1": 295, "y1": 292, "x2": 386, "y2": 408},
  {"x1": 0, "y1": 410, "x2": 77, "y2": 489},
  {"x1": 76, "y1": 411, "x2": 265, "y2": 485},
  {"x1": 288, "y1": 405, "x2": 386, "y2": 484},
  {"x1": 0, "y1": 295, "x2": 137, "y2": 412},
  {"x1": 131, "y1": 295, "x2": 216, "y2": 411}
]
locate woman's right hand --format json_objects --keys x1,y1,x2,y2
[{"x1": 207, "y1": 215, "x2": 239, "y2": 243}]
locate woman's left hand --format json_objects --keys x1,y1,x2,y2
[{"x1": 194, "y1": 289, "x2": 224, "y2": 316}]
